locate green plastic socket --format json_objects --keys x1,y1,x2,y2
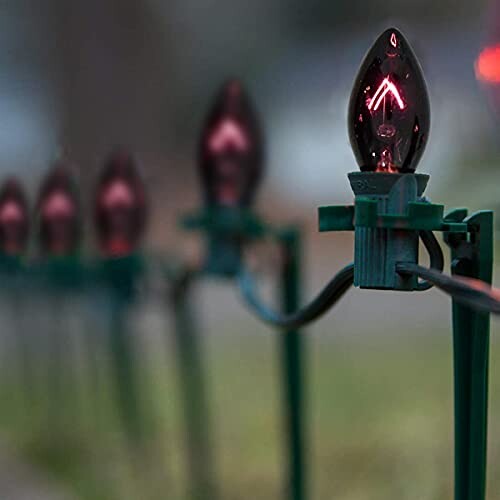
[
  {"x1": 181, "y1": 206, "x2": 266, "y2": 277},
  {"x1": 355, "y1": 173, "x2": 426, "y2": 289},
  {"x1": 318, "y1": 172, "x2": 456, "y2": 291}
]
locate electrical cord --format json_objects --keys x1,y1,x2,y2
[
  {"x1": 397, "y1": 263, "x2": 500, "y2": 315},
  {"x1": 238, "y1": 263, "x2": 354, "y2": 330},
  {"x1": 238, "y1": 230, "x2": 444, "y2": 329},
  {"x1": 416, "y1": 230, "x2": 444, "y2": 290}
]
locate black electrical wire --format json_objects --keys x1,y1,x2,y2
[
  {"x1": 238, "y1": 263, "x2": 354, "y2": 330},
  {"x1": 397, "y1": 263, "x2": 500, "y2": 315},
  {"x1": 415, "y1": 230, "x2": 445, "y2": 290},
  {"x1": 238, "y1": 229, "x2": 446, "y2": 329}
]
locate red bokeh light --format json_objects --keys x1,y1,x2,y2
[{"x1": 476, "y1": 45, "x2": 500, "y2": 83}]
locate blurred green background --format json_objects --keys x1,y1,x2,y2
[
  {"x1": 1, "y1": 0, "x2": 500, "y2": 499},
  {"x1": 3, "y1": 317, "x2": 500, "y2": 500}
]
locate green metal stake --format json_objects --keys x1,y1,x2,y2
[
  {"x1": 100, "y1": 254, "x2": 145, "y2": 443},
  {"x1": 41, "y1": 256, "x2": 85, "y2": 432},
  {"x1": 279, "y1": 228, "x2": 306, "y2": 500},
  {"x1": 182, "y1": 208, "x2": 309, "y2": 500},
  {"x1": 0, "y1": 255, "x2": 34, "y2": 412},
  {"x1": 317, "y1": 174, "x2": 497, "y2": 500},
  {"x1": 445, "y1": 210, "x2": 493, "y2": 500},
  {"x1": 171, "y1": 272, "x2": 217, "y2": 500}
]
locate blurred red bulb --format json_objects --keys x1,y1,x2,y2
[
  {"x1": 476, "y1": 44, "x2": 500, "y2": 83},
  {"x1": 94, "y1": 150, "x2": 147, "y2": 257},
  {"x1": 0, "y1": 178, "x2": 29, "y2": 256},
  {"x1": 348, "y1": 28, "x2": 430, "y2": 173},
  {"x1": 475, "y1": 1, "x2": 500, "y2": 119},
  {"x1": 37, "y1": 164, "x2": 81, "y2": 256},
  {"x1": 199, "y1": 79, "x2": 263, "y2": 208}
]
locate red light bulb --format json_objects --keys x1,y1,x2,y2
[
  {"x1": 94, "y1": 150, "x2": 147, "y2": 257},
  {"x1": 37, "y1": 164, "x2": 81, "y2": 256},
  {"x1": 199, "y1": 79, "x2": 264, "y2": 208},
  {"x1": 475, "y1": 2, "x2": 500, "y2": 119},
  {"x1": 0, "y1": 178, "x2": 29, "y2": 256},
  {"x1": 348, "y1": 28, "x2": 430, "y2": 173}
]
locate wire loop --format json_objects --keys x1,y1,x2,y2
[{"x1": 238, "y1": 263, "x2": 354, "y2": 329}]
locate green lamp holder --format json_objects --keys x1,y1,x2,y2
[
  {"x1": 318, "y1": 172, "x2": 488, "y2": 291},
  {"x1": 181, "y1": 206, "x2": 268, "y2": 276}
]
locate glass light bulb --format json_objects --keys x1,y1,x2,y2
[
  {"x1": 348, "y1": 28, "x2": 430, "y2": 173},
  {"x1": 0, "y1": 178, "x2": 29, "y2": 255},
  {"x1": 199, "y1": 79, "x2": 263, "y2": 207},
  {"x1": 94, "y1": 150, "x2": 147, "y2": 256},
  {"x1": 37, "y1": 165, "x2": 81, "y2": 255}
]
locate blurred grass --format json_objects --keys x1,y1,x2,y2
[{"x1": 1, "y1": 322, "x2": 500, "y2": 500}]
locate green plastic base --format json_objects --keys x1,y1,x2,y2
[
  {"x1": 318, "y1": 172, "x2": 466, "y2": 291},
  {"x1": 180, "y1": 206, "x2": 266, "y2": 277},
  {"x1": 98, "y1": 253, "x2": 144, "y2": 300},
  {"x1": 205, "y1": 234, "x2": 242, "y2": 277},
  {"x1": 354, "y1": 173, "x2": 424, "y2": 289},
  {"x1": 35, "y1": 255, "x2": 85, "y2": 290}
]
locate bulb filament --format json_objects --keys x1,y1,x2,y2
[
  {"x1": 208, "y1": 118, "x2": 249, "y2": 153},
  {"x1": 368, "y1": 77, "x2": 405, "y2": 111}
]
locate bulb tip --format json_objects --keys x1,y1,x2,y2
[{"x1": 102, "y1": 148, "x2": 140, "y2": 181}]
